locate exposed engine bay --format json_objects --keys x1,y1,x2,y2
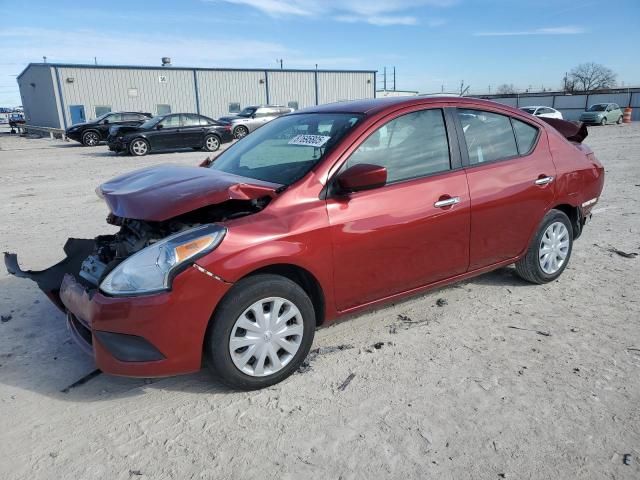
[
  {"x1": 79, "y1": 197, "x2": 269, "y2": 287},
  {"x1": 4, "y1": 197, "x2": 269, "y2": 299}
]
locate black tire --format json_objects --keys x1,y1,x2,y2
[
  {"x1": 82, "y1": 130, "x2": 100, "y2": 146},
  {"x1": 129, "y1": 138, "x2": 149, "y2": 156},
  {"x1": 233, "y1": 126, "x2": 249, "y2": 139},
  {"x1": 600, "y1": 117, "x2": 607, "y2": 126},
  {"x1": 617, "y1": 116, "x2": 623, "y2": 124},
  {"x1": 515, "y1": 209, "x2": 573, "y2": 284},
  {"x1": 203, "y1": 134, "x2": 221, "y2": 152},
  {"x1": 205, "y1": 274, "x2": 316, "y2": 390}
]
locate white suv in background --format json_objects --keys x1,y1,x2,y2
[{"x1": 520, "y1": 106, "x2": 563, "y2": 119}]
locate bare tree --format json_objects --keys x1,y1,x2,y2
[
  {"x1": 496, "y1": 83, "x2": 516, "y2": 94},
  {"x1": 566, "y1": 63, "x2": 616, "y2": 91}
]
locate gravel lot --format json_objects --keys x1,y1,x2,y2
[{"x1": 0, "y1": 124, "x2": 638, "y2": 480}]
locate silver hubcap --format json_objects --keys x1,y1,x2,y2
[
  {"x1": 206, "y1": 136, "x2": 219, "y2": 150},
  {"x1": 229, "y1": 297, "x2": 304, "y2": 377},
  {"x1": 235, "y1": 127, "x2": 247, "y2": 138},
  {"x1": 85, "y1": 133, "x2": 98, "y2": 145},
  {"x1": 132, "y1": 140, "x2": 147, "y2": 155},
  {"x1": 539, "y1": 221, "x2": 569, "y2": 274}
]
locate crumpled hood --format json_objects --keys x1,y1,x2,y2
[{"x1": 98, "y1": 165, "x2": 281, "y2": 221}]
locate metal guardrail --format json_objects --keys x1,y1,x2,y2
[{"x1": 22, "y1": 125, "x2": 67, "y2": 140}]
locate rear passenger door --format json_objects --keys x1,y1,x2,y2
[
  {"x1": 455, "y1": 108, "x2": 556, "y2": 270},
  {"x1": 181, "y1": 114, "x2": 206, "y2": 147},
  {"x1": 327, "y1": 107, "x2": 470, "y2": 311}
]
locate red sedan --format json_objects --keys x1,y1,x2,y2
[{"x1": 5, "y1": 97, "x2": 604, "y2": 389}]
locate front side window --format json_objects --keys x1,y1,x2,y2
[
  {"x1": 458, "y1": 109, "x2": 519, "y2": 164},
  {"x1": 108, "y1": 113, "x2": 124, "y2": 123},
  {"x1": 210, "y1": 113, "x2": 361, "y2": 185},
  {"x1": 343, "y1": 109, "x2": 451, "y2": 183},
  {"x1": 159, "y1": 115, "x2": 181, "y2": 129}
]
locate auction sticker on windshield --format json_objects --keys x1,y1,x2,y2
[{"x1": 288, "y1": 134, "x2": 331, "y2": 147}]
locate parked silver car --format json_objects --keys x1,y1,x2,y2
[
  {"x1": 579, "y1": 103, "x2": 623, "y2": 126},
  {"x1": 218, "y1": 105, "x2": 294, "y2": 139}
]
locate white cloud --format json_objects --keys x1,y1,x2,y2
[
  {"x1": 474, "y1": 26, "x2": 586, "y2": 36},
  {"x1": 210, "y1": 0, "x2": 455, "y2": 25}
]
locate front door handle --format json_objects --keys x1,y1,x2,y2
[
  {"x1": 434, "y1": 196, "x2": 460, "y2": 208},
  {"x1": 534, "y1": 176, "x2": 554, "y2": 186}
]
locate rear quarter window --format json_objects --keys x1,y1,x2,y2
[{"x1": 512, "y1": 119, "x2": 539, "y2": 155}]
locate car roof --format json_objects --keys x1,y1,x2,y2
[{"x1": 295, "y1": 96, "x2": 528, "y2": 116}]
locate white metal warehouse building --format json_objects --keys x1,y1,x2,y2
[{"x1": 17, "y1": 63, "x2": 377, "y2": 129}]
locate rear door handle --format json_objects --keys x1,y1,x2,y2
[
  {"x1": 535, "y1": 176, "x2": 554, "y2": 185},
  {"x1": 434, "y1": 197, "x2": 460, "y2": 208}
]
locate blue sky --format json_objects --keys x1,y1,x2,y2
[{"x1": 1, "y1": 0, "x2": 639, "y2": 106}]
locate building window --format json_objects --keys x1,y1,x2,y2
[
  {"x1": 228, "y1": 102, "x2": 241, "y2": 113},
  {"x1": 157, "y1": 104, "x2": 171, "y2": 115},
  {"x1": 288, "y1": 101, "x2": 299, "y2": 110},
  {"x1": 95, "y1": 106, "x2": 111, "y2": 117}
]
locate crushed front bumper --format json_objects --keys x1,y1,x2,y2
[{"x1": 4, "y1": 244, "x2": 232, "y2": 377}]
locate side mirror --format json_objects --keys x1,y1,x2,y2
[
  {"x1": 156, "y1": 123, "x2": 164, "y2": 130},
  {"x1": 102, "y1": 119, "x2": 109, "y2": 124},
  {"x1": 336, "y1": 164, "x2": 387, "y2": 193},
  {"x1": 199, "y1": 157, "x2": 213, "y2": 168},
  {"x1": 251, "y1": 114, "x2": 257, "y2": 119}
]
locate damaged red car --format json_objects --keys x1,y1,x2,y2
[{"x1": 5, "y1": 97, "x2": 604, "y2": 389}]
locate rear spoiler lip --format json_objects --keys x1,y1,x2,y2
[{"x1": 539, "y1": 117, "x2": 588, "y2": 144}]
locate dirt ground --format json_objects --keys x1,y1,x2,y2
[{"x1": 0, "y1": 123, "x2": 639, "y2": 480}]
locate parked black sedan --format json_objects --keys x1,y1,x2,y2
[
  {"x1": 66, "y1": 112, "x2": 151, "y2": 146},
  {"x1": 107, "y1": 113, "x2": 233, "y2": 156}
]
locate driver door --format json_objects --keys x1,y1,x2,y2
[
  {"x1": 326, "y1": 107, "x2": 470, "y2": 311},
  {"x1": 153, "y1": 114, "x2": 183, "y2": 149}
]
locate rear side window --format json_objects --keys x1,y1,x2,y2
[
  {"x1": 512, "y1": 119, "x2": 539, "y2": 155},
  {"x1": 344, "y1": 109, "x2": 451, "y2": 183},
  {"x1": 457, "y1": 109, "x2": 518, "y2": 164}
]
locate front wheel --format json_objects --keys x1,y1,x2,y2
[
  {"x1": 617, "y1": 116, "x2": 623, "y2": 124},
  {"x1": 515, "y1": 209, "x2": 573, "y2": 284},
  {"x1": 203, "y1": 134, "x2": 220, "y2": 152},
  {"x1": 600, "y1": 117, "x2": 607, "y2": 126},
  {"x1": 129, "y1": 138, "x2": 149, "y2": 156},
  {"x1": 82, "y1": 131, "x2": 100, "y2": 146},
  {"x1": 233, "y1": 126, "x2": 249, "y2": 139},
  {"x1": 206, "y1": 274, "x2": 316, "y2": 390}
]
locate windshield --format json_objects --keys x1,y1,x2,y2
[
  {"x1": 588, "y1": 104, "x2": 607, "y2": 112},
  {"x1": 210, "y1": 113, "x2": 362, "y2": 185},
  {"x1": 236, "y1": 107, "x2": 257, "y2": 118},
  {"x1": 93, "y1": 112, "x2": 111, "y2": 122},
  {"x1": 139, "y1": 116, "x2": 163, "y2": 129},
  {"x1": 521, "y1": 107, "x2": 537, "y2": 114}
]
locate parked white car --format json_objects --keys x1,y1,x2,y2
[{"x1": 520, "y1": 106, "x2": 563, "y2": 119}]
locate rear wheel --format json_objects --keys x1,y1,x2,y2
[
  {"x1": 233, "y1": 126, "x2": 249, "y2": 139},
  {"x1": 82, "y1": 131, "x2": 100, "y2": 146},
  {"x1": 129, "y1": 138, "x2": 149, "y2": 156},
  {"x1": 515, "y1": 209, "x2": 573, "y2": 284},
  {"x1": 203, "y1": 134, "x2": 221, "y2": 152},
  {"x1": 206, "y1": 274, "x2": 315, "y2": 390}
]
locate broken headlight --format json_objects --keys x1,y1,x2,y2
[{"x1": 100, "y1": 224, "x2": 226, "y2": 296}]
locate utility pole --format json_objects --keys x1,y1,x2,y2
[
  {"x1": 276, "y1": 59, "x2": 283, "y2": 69},
  {"x1": 488, "y1": 85, "x2": 491, "y2": 94},
  {"x1": 393, "y1": 66, "x2": 396, "y2": 91},
  {"x1": 94, "y1": 57, "x2": 97, "y2": 65},
  {"x1": 383, "y1": 67, "x2": 387, "y2": 90}
]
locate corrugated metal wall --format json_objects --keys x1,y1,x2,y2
[
  {"x1": 196, "y1": 70, "x2": 267, "y2": 119},
  {"x1": 57, "y1": 67, "x2": 197, "y2": 127},
  {"x1": 317, "y1": 72, "x2": 375, "y2": 105},
  {"x1": 18, "y1": 64, "x2": 378, "y2": 128},
  {"x1": 267, "y1": 71, "x2": 316, "y2": 110},
  {"x1": 487, "y1": 91, "x2": 640, "y2": 121},
  {"x1": 17, "y1": 65, "x2": 61, "y2": 128}
]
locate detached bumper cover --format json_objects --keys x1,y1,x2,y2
[{"x1": 5, "y1": 246, "x2": 231, "y2": 377}]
